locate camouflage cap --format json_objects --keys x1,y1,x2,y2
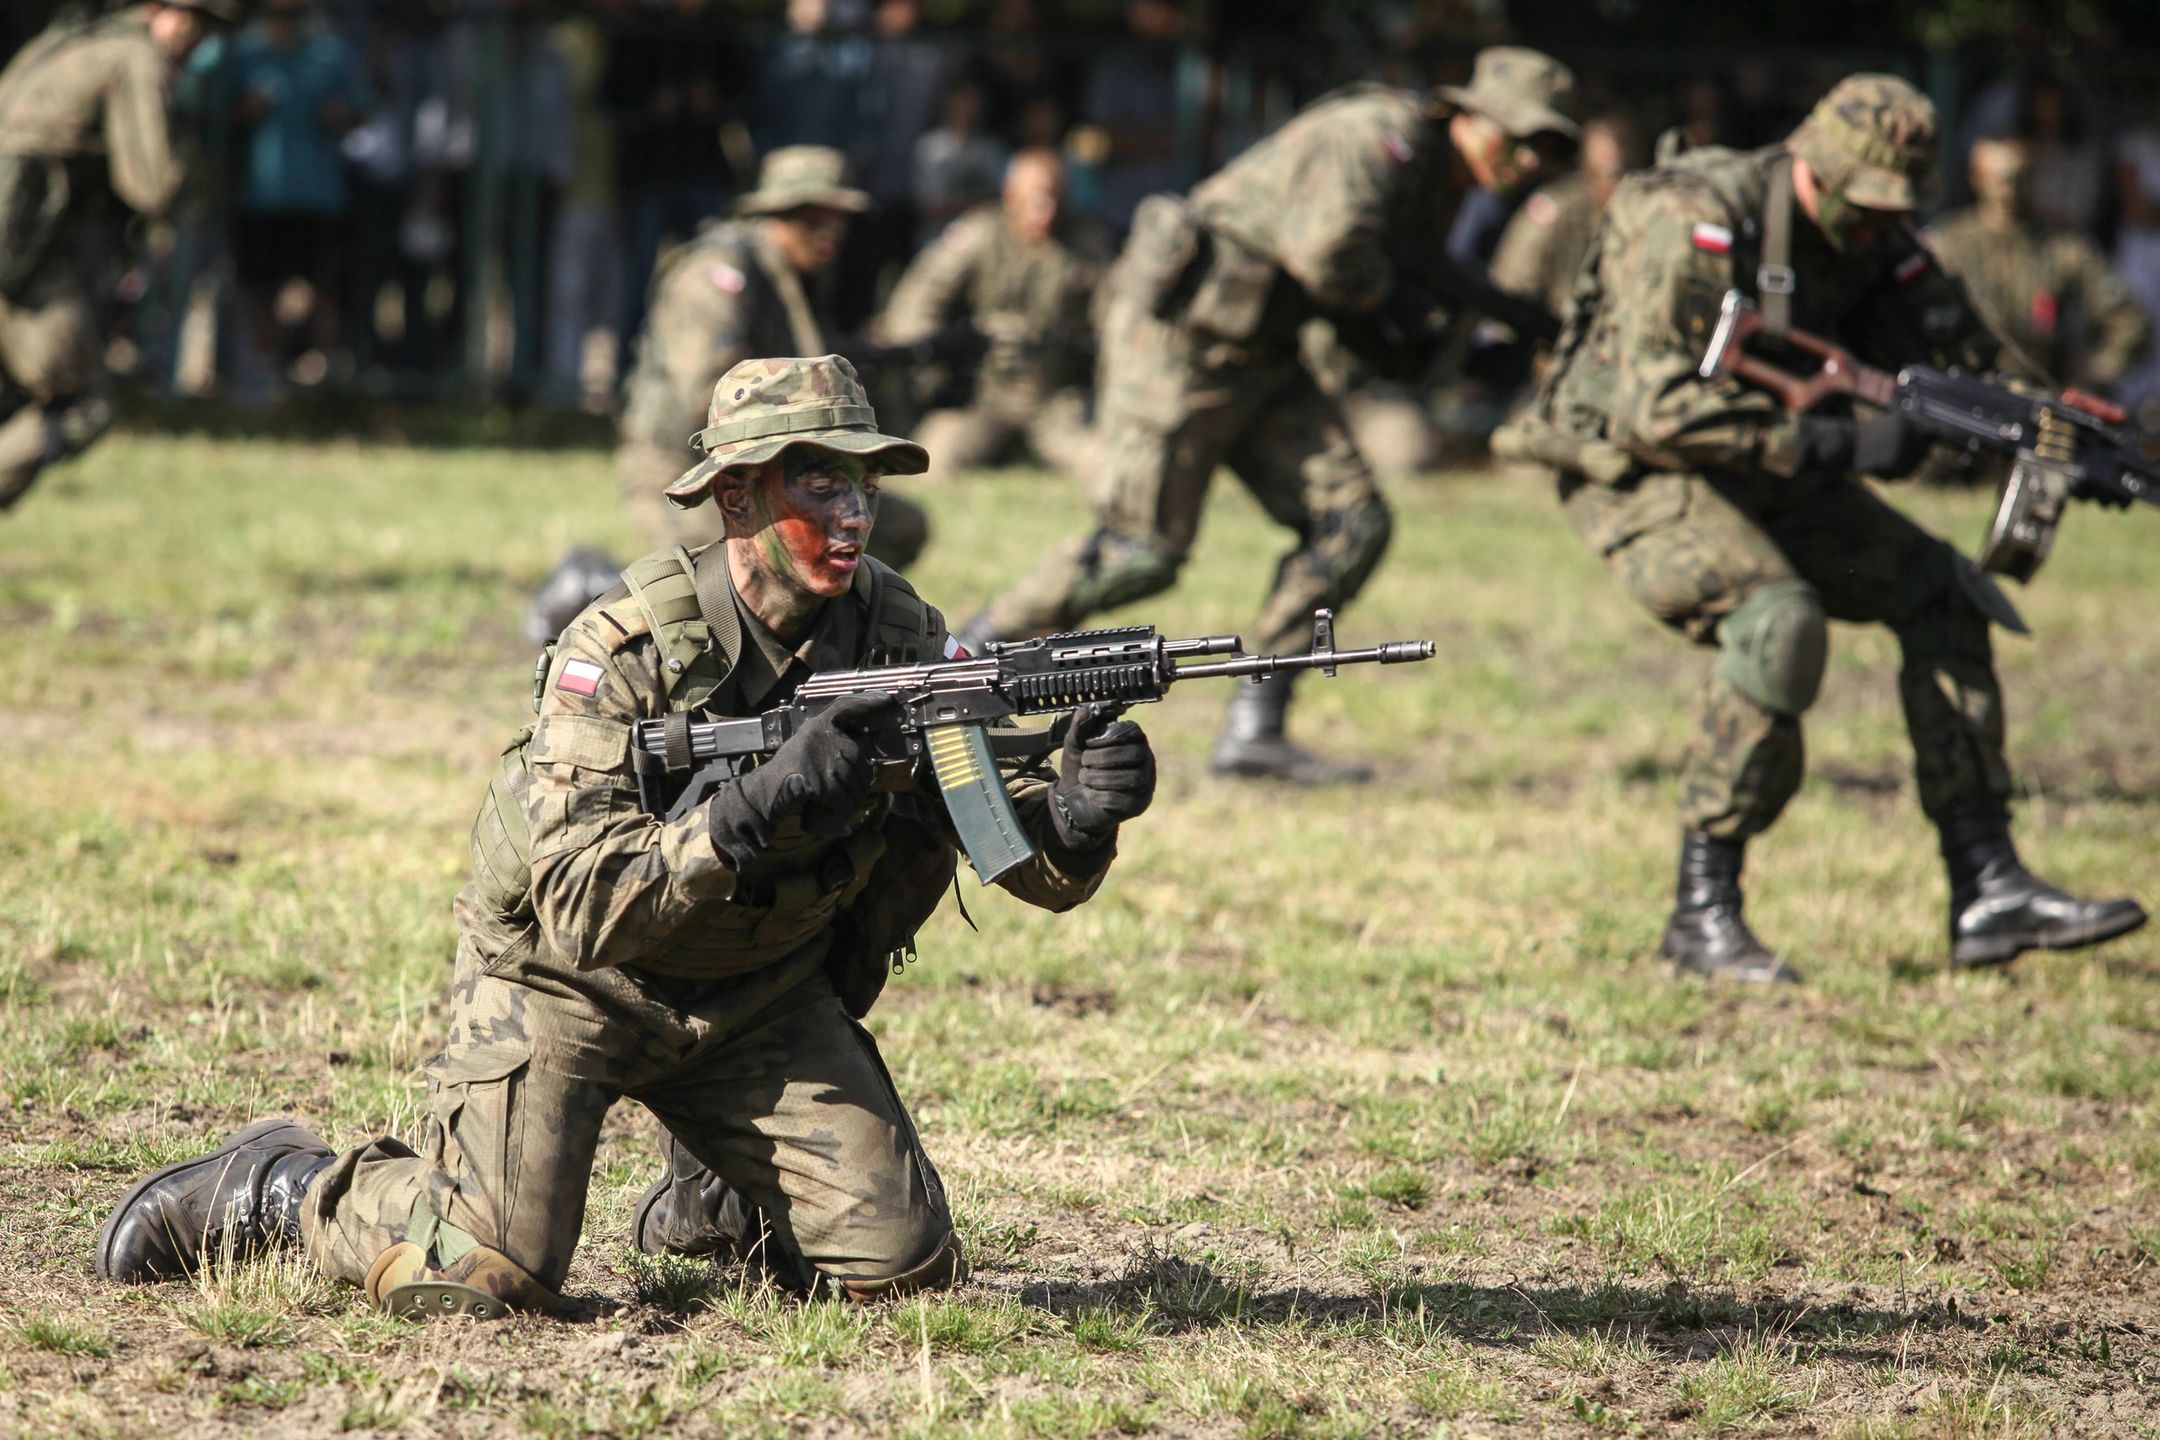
[
  {"x1": 1787, "y1": 74, "x2": 1936, "y2": 212},
  {"x1": 665, "y1": 355, "x2": 927, "y2": 508},
  {"x1": 1435, "y1": 47, "x2": 1580, "y2": 141},
  {"x1": 736, "y1": 147, "x2": 871, "y2": 217}
]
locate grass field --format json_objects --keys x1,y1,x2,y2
[{"x1": 1, "y1": 432, "x2": 2155, "y2": 1439}]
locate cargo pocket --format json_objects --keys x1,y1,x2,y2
[{"x1": 430, "y1": 1038, "x2": 532, "y2": 1227}]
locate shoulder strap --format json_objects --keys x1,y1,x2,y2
[
  {"x1": 619, "y1": 544, "x2": 739, "y2": 711},
  {"x1": 853, "y1": 557, "x2": 934, "y2": 664},
  {"x1": 1760, "y1": 153, "x2": 1796, "y2": 339}
]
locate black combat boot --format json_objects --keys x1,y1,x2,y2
[
  {"x1": 951, "y1": 610, "x2": 1003, "y2": 658},
  {"x1": 96, "y1": 1118, "x2": 334, "y2": 1283},
  {"x1": 630, "y1": 1132, "x2": 750, "y2": 1259},
  {"x1": 1659, "y1": 831, "x2": 1800, "y2": 983},
  {"x1": 1939, "y1": 809, "x2": 2147, "y2": 968},
  {"x1": 1209, "y1": 673, "x2": 1374, "y2": 786}
]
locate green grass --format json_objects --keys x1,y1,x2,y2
[{"x1": 1, "y1": 432, "x2": 2155, "y2": 1434}]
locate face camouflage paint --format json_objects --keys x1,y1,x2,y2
[{"x1": 748, "y1": 450, "x2": 882, "y2": 598}]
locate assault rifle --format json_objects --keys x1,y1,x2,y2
[
  {"x1": 1699, "y1": 288, "x2": 2160, "y2": 580},
  {"x1": 632, "y1": 610, "x2": 1434, "y2": 882}
]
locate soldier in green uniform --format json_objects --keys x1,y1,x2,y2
[
  {"x1": 95, "y1": 354, "x2": 1158, "y2": 1313},
  {"x1": 1925, "y1": 135, "x2": 2151, "y2": 391},
  {"x1": 0, "y1": 0, "x2": 236, "y2": 511},
  {"x1": 956, "y1": 48, "x2": 1578, "y2": 785},
  {"x1": 870, "y1": 147, "x2": 1108, "y2": 484},
  {"x1": 616, "y1": 147, "x2": 929, "y2": 571},
  {"x1": 1516, "y1": 75, "x2": 2145, "y2": 982},
  {"x1": 1489, "y1": 112, "x2": 1638, "y2": 322}
]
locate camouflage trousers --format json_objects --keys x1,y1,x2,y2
[
  {"x1": 981, "y1": 290, "x2": 1393, "y2": 654},
  {"x1": 1560, "y1": 466, "x2": 2013, "y2": 838},
  {"x1": 912, "y1": 379, "x2": 1095, "y2": 484},
  {"x1": 0, "y1": 249, "x2": 107, "y2": 510},
  {"x1": 615, "y1": 440, "x2": 931, "y2": 572},
  {"x1": 301, "y1": 939, "x2": 952, "y2": 1299}
]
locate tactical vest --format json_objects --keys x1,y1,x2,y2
[{"x1": 467, "y1": 546, "x2": 939, "y2": 976}]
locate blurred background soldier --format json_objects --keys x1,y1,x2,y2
[
  {"x1": 1490, "y1": 110, "x2": 1640, "y2": 323},
  {"x1": 1926, "y1": 135, "x2": 2152, "y2": 393},
  {"x1": 529, "y1": 146, "x2": 931, "y2": 644},
  {"x1": 614, "y1": 145, "x2": 928, "y2": 569},
  {"x1": 868, "y1": 146, "x2": 1107, "y2": 485},
  {"x1": 0, "y1": 0, "x2": 235, "y2": 511},
  {"x1": 958, "y1": 47, "x2": 1578, "y2": 784}
]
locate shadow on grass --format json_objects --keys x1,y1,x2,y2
[{"x1": 1015, "y1": 1252, "x2": 1984, "y2": 1363}]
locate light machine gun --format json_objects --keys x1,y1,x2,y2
[
  {"x1": 632, "y1": 611, "x2": 1434, "y2": 883},
  {"x1": 1699, "y1": 288, "x2": 2158, "y2": 581}
]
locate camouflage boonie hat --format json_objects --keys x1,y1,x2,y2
[
  {"x1": 666, "y1": 355, "x2": 928, "y2": 508},
  {"x1": 1787, "y1": 74, "x2": 1936, "y2": 211},
  {"x1": 1436, "y1": 47, "x2": 1580, "y2": 141},
  {"x1": 736, "y1": 147, "x2": 871, "y2": 216}
]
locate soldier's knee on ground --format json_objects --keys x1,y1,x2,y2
[
  {"x1": 364, "y1": 1227, "x2": 561, "y2": 1320},
  {"x1": 1713, "y1": 579, "x2": 1828, "y2": 717},
  {"x1": 869, "y1": 493, "x2": 930, "y2": 570},
  {"x1": 830, "y1": 1227, "x2": 966, "y2": 1304},
  {"x1": 1066, "y1": 528, "x2": 1184, "y2": 614}
]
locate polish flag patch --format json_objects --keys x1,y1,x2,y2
[
  {"x1": 1893, "y1": 252, "x2": 1930, "y2": 285},
  {"x1": 1382, "y1": 130, "x2": 1412, "y2": 163},
  {"x1": 556, "y1": 658, "x2": 605, "y2": 697},
  {"x1": 942, "y1": 634, "x2": 969, "y2": 660},
  {"x1": 1525, "y1": 191, "x2": 1560, "y2": 227},
  {"x1": 1691, "y1": 222, "x2": 1733, "y2": 254},
  {"x1": 709, "y1": 263, "x2": 746, "y2": 295}
]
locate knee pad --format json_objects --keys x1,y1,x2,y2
[
  {"x1": 41, "y1": 395, "x2": 111, "y2": 467},
  {"x1": 1714, "y1": 579, "x2": 1827, "y2": 717},
  {"x1": 1067, "y1": 529, "x2": 1183, "y2": 614},
  {"x1": 832, "y1": 1228, "x2": 966, "y2": 1304},
  {"x1": 364, "y1": 1234, "x2": 560, "y2": 1319}
]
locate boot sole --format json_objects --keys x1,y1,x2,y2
[
  {"x1": 94, "y1": 1117, "x2": 304, "y2": 1283},
  {"x1": 1952, "y1": 905, "x2": 2150, "y2": 969}
]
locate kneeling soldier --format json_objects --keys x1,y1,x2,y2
[{"x1": 96, "y1": 355, "x2": 1156, "y2": 1312}]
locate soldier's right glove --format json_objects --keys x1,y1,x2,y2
[
  {"x1": 1048, "y1": 702, "x2": 1158, "y2": 859},
  {"x1": 1794, "y1": 412, "x2": 1934, "y2": 479},
  {"x1": 708, "y1": 694, "x2": 896, "y2": 866}
]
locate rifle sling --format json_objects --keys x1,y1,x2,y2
[{"x1": 1760, "y1": 155, "x2": 1795, "y2": 340}]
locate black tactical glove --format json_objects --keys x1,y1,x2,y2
[
  {"x1": 708, "y1": 693, "x2": 896, "y2": 867},
  {"x1": 1047, "y1": 702, "x2": 1157, "y2": 860},
  {"x1": 1793, "y1": 411, "x2": 1934, "y2": 479}
]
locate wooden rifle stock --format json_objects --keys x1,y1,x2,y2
[{"x1": 1698, "y1": 291, "x2": 1896, "y2": 411}]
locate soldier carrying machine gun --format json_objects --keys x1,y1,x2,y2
[
  {"x1": 633, "y1": 610, "x2": 1436, "y2": 883},
  {"x1": 1700, "y1": 288, "x2": 2158, "y2": 582}
]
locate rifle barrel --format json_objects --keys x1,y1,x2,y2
[{"x1": 1174, "y1": 642, "x2": 1435, "y2": 680}]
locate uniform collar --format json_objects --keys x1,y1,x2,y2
[{"x1": 725, "y1": 573, "x2": 862, "y2": 711}]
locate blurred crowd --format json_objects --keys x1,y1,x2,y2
[{"x1": 14, "y1": 0, "x2": 2160, "y2": 417}]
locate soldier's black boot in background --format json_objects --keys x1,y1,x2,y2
[
  {"x1": 1939, "y1": 809, "x2": 2147, "y2": 968},
  {"x1": 1659, "y1": 831, "x2": 1800, "y2": 983},
  {"x1": 952, "y1": 609, "x2": 1002, "y2": 658},
  {"x1": 96, "y1": 1118, "x2": 334, "y2": 1283},
  {"x1": 1209, "y1": 673, "x2": 1374, "y2": 786},
  {"x1": 631, "y1": 1132, "x2": 750, "y2": 1259}
]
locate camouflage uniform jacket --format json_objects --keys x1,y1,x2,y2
[
  {"x1": 874, "y1": 204, "x2": 1109, "y2": 398},
  {"x1": 1533, "y1": 144, "x2": 2004, "y2": 480},
  {"x1": 1188, "y1": 83, "x2": 1469, "y2": 329},
  {"x1": 461, "y1": 550, "x2": 1109, "y2": 985},
  {"x1": 1489, "y1": 171, "x2": 1601, "y2": 320},
  {"x1": 0, "y1": 9, "x2": 185, "y2": 216},
  {"x1": 619, "y1": 219, "x2": 825, "y2": 451},
  {"x1": 1924, "y1": 208, "x2": 2152, "y2": 389}
]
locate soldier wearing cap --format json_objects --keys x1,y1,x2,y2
[
  {"x1": 1926, "y1": 136, "x2": 2151, "y2": 393},
  {"x1": 615, "y1": 147, "x2": 931, "y2": 571},
  {"x1": 1514, "y1": 74, "x2": 2145, "y2": 983},
  {"x1": 955, "y1": 47, "x2": 1578, "y2": 785},
  {"x1": 95, "y1": 354, "x2": 1159, "y2": 1313},
  {"x1": 0, "y1": 0, "x2": 237, "y2": 512}
]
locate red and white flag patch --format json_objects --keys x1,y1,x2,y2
[
  {"x1": 1893, "y1": 252, "x2": 1930, "y2": 285},
  {"x1": 557, "y1": 658, "x2": 605, "y2": 697},
  {"x1": 1525, "y1": 191, "x2": 1559, "y2": 227},
  {"x1": 942, "y1": 634, "x2": 969, "y2": 660},
  {"x1": 1382, "y1": 130, "x2": 1412, "y2": 164},
  {"x1": 709, "y1": 262, "x2": 746, "y2": 295},
  {"x1": 1691, "y1": 222, "x2": 1733, "y2": 254}
]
